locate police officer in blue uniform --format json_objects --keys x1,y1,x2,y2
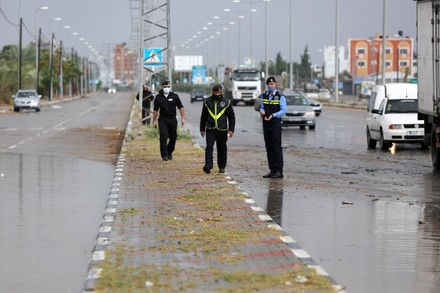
[
  {"x1": 153, "y1": 81, "x2": 186, "y2": 161},
  {"x1": 259, "y1": 77, "x2": 287, "y2": 178},
  {"x1": 200, "y1": 84, "x2": 235, "y2": 174}
]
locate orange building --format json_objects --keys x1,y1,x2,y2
[
  {"x1": 349, "y1": 36, "x2": 413, "y2": 83},
  {"x1": 113, "y1": 43, "x2": 136, "y2": 83}
]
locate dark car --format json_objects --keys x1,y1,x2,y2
[{"x1": 190, "y1": 88, "x2": 208, "y2": 103}]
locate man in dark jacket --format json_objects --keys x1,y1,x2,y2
[
  {"x1": 200, "y1": 84, "x2": 235, "y2": 174},
  {"x1": 153, "y1": 81, "x2": 185, "y2": 161},
  {"x1": 136, "y1": 84, "x2": 154, "y2": 125}
]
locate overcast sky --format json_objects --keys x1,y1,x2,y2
[{"x1": 0, "y1": 0, "x2": 416, "y2": 67}]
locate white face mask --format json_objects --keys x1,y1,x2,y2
[{"x1": 163, "y1": 87, "x2": 171, "y2": 94}]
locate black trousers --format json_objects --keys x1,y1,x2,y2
[
  {"x1": 263, "y1": 122, "x2": 283, "y2": 173},
  {"x1": 141, "y1": 107, "x2": 151, "y2": 125},
  {"x1": 158, "y1": 116, "x2": 177, "y2": 159},
  {"x1": 205, "y1": 130, "x2": 228, "y2": 170}
]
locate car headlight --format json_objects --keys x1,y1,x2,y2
[
  {"x1": 304, "y1": 110, "x2": 315, "y2": 118},
  {"x1": 389, "y1": 124, "x2": 403, "y2": 129}
]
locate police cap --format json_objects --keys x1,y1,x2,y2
[{"x1": 266, "y1": 76, "x2": 276, "y2": 84}]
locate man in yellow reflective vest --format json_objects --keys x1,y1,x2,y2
[{"x1": 200, "y1": 84, "x2": 236, "y2": 174}]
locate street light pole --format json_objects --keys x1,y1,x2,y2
[
  {"x1": 334, "y1": 0, "x2": 339, "y2": 102},
  {"x1": 265, "y1": 0, "x2": 268, "y2": 77},
  {"x1": 381, "y1": 0, "x2": 386, "y2": 84},
  {"x1": 34, "y1": 6, "x2": 49, "y2": 90},
  {"x1": 289, "y1": 0, "x2": 293, "y2": 89}
]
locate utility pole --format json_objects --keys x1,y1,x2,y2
[
  {"x1": 59, "y1": 41, "x2": 63, "y2": 100},
  {"x1": 36, "y1": 28, "x2": 42, "y2": 92},
  {"x1": 18, "y1": 18, "x2": 23, "y2": 90},
  {"x1": 334, "y1": 0, "x2": 339, "y2": 102},
  {"x1": 49, "y1": 33, "x2": 54, "y2": 101},
  {"x1": 381, "y1": 0, "x2": 386, "y2": 84}
]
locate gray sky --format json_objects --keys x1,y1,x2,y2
[{"x1": 0, "y1": 0, "x2": 416, "y2": 67}]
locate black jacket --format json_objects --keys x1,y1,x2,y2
[
  {"x1": 200, "y1": 94, "x2": 235, "y2": 132},
  {"x1": 153, "y1": 90, "x2": 184, "y2": 118},
  {"x1": 136, "y1": 89, "x2": 153, "y2": 108}
]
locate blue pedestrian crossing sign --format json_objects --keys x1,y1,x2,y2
[{"x1": 144, "y1": 48, "x2": 163, "y2": 67}]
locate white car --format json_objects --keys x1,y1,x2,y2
[
  {"x1": 108, "y1": 88, "x2": 116, "y2": 94},
  {"x1": 318, "y1": 88, "x2": 331, "y2": 100},
  {"x1": 13, "y1": 90, "x2": 41, "y2": 112},
  {"x1": 366, "y1": 83, "x2": 425, "y2": 150}
]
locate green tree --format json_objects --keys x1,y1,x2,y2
[{"x1": 299, "y1": 45, "x2": 312, "y2": 82}]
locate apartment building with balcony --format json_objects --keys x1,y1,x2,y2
[
  {"x1": 349, "y1": 35, "x2": 414, "y2": 85},
  {"x1": 113, "y1": 43, "x2": 136, "y2": 86}
]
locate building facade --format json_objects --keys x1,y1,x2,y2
[
  {"x1": 349, "y1": 36, "x2": 413, "y2": 84},
  {"x1": 113, "y1": 43, "x2": 136, "y2": 85}
]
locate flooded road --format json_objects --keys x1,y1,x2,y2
[
  {"x1": 0, "y1": 93, "x2": 132, "y2": 292},
  {"x1": 0, "y1": 153, "x2": 113, "y2": 292},
  {"x1": 184, "y1": 94, "x2": 440, "y2": 293}
]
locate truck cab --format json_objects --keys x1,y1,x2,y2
[{"x1": 223, "y1": 67, "x2": 262, "y2": 106}]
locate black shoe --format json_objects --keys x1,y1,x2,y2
[
  {"x1": 203, "y1": 166, "x2": 211, "y2": 174},
  {"x1": 219, "y1": 168, "x2": 225, "y2": 173},
  {"x1": 162, "y1": 157, "x2": 168, "y2": 161},
  {"x1": 263, "y1": 171, "x2": 273, "y2": 178},
  {"x1": 271, "y1": 171, "x2": 284, "y2": 178},
  {"x1": 167, "y1": 154, "x2": 173, "y2": 160}
]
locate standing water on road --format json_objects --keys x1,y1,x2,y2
[{"x1": 0, "y1": 152, "x2": 114, "y2": 293}]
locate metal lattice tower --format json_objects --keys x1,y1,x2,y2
[{"x1": 138, "y1": 0, "x2": 171, "y2": 90}]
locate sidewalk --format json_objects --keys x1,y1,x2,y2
[{"x1": 83, "y1": 104, "x2": 345, "y2": 292}]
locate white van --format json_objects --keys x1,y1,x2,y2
[{"x1": 366, "y1": 83, "x2": 425, "y2": 150}]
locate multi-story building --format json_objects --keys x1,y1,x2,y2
[
  {"x1": 113, "y1": 43, "x2": 136, "y2": 85},
  {"x1": 349, "y1": 35, "x2": 414, "y2": 84}
]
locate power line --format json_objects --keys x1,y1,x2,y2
[{"x1": 0, "y1": 5, "x2": 19, "y2": 27}]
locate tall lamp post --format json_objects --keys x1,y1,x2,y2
[
  {"x1": 334, "y1": 0, "x2": 339, "y2": 102},
  {"x1": 48, "y1": 17, "x2": 61, "y2": 101},
  {"x1": 381, "y1": 0, "x2": 386, "y2": 84},
  {"x1": 34, "y1": 6, "x2": 49, "y2": 90},
  {"x1": 396, "y1": 30, "x2": 403, "y2": 82}
]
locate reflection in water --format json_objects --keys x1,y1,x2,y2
[
  {"x1": 0, "y1": 152, "x2": 113, "y2": 293},
  {"x1": 416, "y1": 171, "x2": 440, "y2": 293},
  {"x1": 266, "y1": 180, "x2": 283, "y2": 226}
]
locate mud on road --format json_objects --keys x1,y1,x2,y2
[{"x1": 228, "y1": 144, "x2": 435, "y2": 205}]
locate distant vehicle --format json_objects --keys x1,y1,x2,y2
[
  {"x1": 359, "y1": 81, "x2": 375, "y2": 99},
  {"x1": 282, "y1": 91, "x2": 316, "y2": 129},
  {"x1": 13, "y1": 90, "x2": 41, "y2": 112},
  {"x1": 108, "y1": 88, "x2": 116, "y2": 94},
  {"x1": 366, "y1": 83, "x2": 425, "y2": 150},
  {"x1": 318, "y1": 88, "x2": 331, "y2": 100},
  {"x1": 223, "y1": 66, "x2": 262, "y2": 106},
  {"x1": 190, "y1": 88, "x2": 208, "y2": 103},
  {"x1": 308, "y1": 99, "x2": 322, "y2": 116}
]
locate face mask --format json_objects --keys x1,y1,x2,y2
[
  {"x1": 163, "y1": 88, "x2": 171, "y2": 94},
  {"x1": 268, "y1": 86, "x2": 275, "y2": 92}
]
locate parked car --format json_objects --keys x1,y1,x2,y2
[
  {"x1": 366, "y1": 83, "x2": 425, "y2": 150},
  {"x1": 307, "y1": 99, "x2": 322, "y2": 116},
  {"x1": 13, "y1": 90, "x2": 41, "y2": 112},
  {"x1": 190, "y1": 88, "x2": 208, "y2": 103},
  {"x1": 108, "y1": 87, "x2": 116, "y2": 94},
  {"x1": 282, "y1": 91, "x2": 316, "y2": 129},
  {"x1": 318, "y1": 88, "x2": 331, "y2": 100}
]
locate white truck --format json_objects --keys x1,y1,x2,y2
[
  {"x1": 223, "y1": 66, "x2": 262, "y2": 106},
  {"x1": 416, "y1": 0, "x2": 440, "y2": 169}
]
